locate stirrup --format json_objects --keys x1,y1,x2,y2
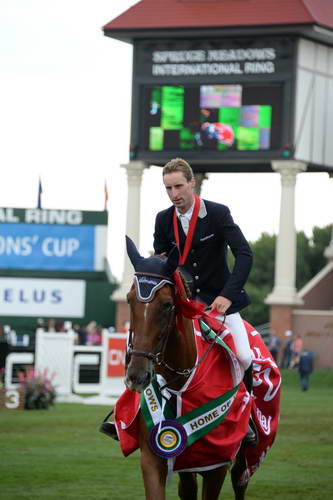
[{"x1": 99, "y1": 409, "x2": 119, "y2": 441}]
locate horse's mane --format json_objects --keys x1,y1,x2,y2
[
  {"x1": 177, "y1": 268, "x2": 192, "y2": 299},
  {"x1": 156, "y1": 253, "x2": 192, "y2": 299}
]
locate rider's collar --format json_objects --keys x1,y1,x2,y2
[{"x1": 175, "y1": 199, "x2": 207, "y2": 220}]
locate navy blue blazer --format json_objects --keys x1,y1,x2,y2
[{"x1": 153, "y1": 199, "x2": 253, "y2": 314}]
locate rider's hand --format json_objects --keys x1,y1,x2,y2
[{"x1": 209, "y1": 296, "x2": 232, "y2": 315}]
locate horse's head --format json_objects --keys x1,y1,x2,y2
[{"x1": 125, "y1": 237, "x2": 179, "y2": 392}]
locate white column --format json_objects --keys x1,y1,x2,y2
[
  {"x1": 112, "y1": 161, "x2": 146, "y2": 301},
  {"x1": 265, "y1": 160, "x2": 307, "y2": 305},
  {"x1": 324, "y1": 173, "x2": 333, "y2": 261}
]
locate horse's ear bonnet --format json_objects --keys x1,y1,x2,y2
[
  {"x1": 126, "y1": 236, "x2": 144, "y2": 269},
  {"x1": 126, "y1": 236, "x2": 179, "y2": 302}
]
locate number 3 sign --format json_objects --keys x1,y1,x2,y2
[{"x1": 0, "y1": 388, "x2": 25, "y2": 410}]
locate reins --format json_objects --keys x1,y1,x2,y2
[{"x1": 158, "y1": 335, "x2": 220, "y2": 377}]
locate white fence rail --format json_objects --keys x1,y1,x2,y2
[{"x1": 5, "y1": 329, "x2": 127, "y2": 404}]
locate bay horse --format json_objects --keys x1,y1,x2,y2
[{"x1": 124, "y1": 236, "x2": 255, "y2": 500}]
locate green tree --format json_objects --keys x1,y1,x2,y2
[
  {"x1": 309, "y1": 224, "x2": 332, "y2": 276},
  {"x1": 243, "y1": 233, "x2": 276, "y2": 325},
  {"x1": 296, "y1": 231, "x2": 312, "y2": 289},
  {"x1": 240, "y1": 225, "x2": 332, "y2": 326}
]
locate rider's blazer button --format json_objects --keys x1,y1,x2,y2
[
  {"x1": 193, "y1": 262, "x2": 197, "y2": 267},
  {"x1": 196, "y1": 288, "x2": 200, "y2": 293},
  {"x1": 195, "y1": 275, "x2": 199, "y2": 280}
]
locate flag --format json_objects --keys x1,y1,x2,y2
[
  {"x1": 37, "y1": 177, "x2": 43, "y2": 209},
  {"x1": 104, "y1": 179, "x2": 109, "y2": 211}
]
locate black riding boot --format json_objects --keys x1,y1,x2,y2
[
  {"x1": 99, "y1": 409, "x2": 119, "y2": 441},
  {"x1": 242, "y1": 363, "x2": 257, "y2": 446},
  {"x1": 243, "y1": 362, "x2": 253, "y2": 394}
]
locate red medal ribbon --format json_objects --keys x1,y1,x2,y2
[
  {"x1": 173, "y1": 270, "x2": 225, "y2": 334},
  {"x1": 173, "y1": 194, "x2": 201, "y2": 265}
]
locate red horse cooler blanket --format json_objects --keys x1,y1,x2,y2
[{"x1": 113, "y1": 320, "x2": 281, "y2": 482}]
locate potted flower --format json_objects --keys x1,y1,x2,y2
[{"x1": 18, "y1": 368, "x2": 57, "y2": 410}]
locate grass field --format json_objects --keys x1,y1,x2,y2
[{"x1": 1, "y1": 370, "x2": 332, "y2": 499}]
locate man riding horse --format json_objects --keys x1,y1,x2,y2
[
  {"x1": 153, "y1": 158, "x2": 255, "y2": 444},
  {"x1": 100, "y1": 162, "x2": 281, "y2": 497}
]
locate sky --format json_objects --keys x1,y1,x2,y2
[{"x1": 1, "y1": 0, "x2": 332, "y2": 282}]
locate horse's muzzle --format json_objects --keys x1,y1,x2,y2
[{"x1": 125, "y1": 365, "x2": 153, "y2": 393}]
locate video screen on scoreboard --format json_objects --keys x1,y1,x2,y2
[{"x1": 142, "y1": 84, "x2": 282, "y2": 152}]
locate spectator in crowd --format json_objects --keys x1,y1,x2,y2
[
  {"x1": 298, "y1": 351, "x2": 314, "y2": 391},
  {"x1": 268, "y1": 329, "x2": 281, "y2": 363},
  {"x1": 86, "y1": 321, "x2": 102, "y2": 345},
  {"x1": 47, "y1": 319, "x2": 56, "y2": 332},
  {"x1": 36, "y1": 318, "x2": 47, "y2": 331},
  {"x1": 290, "y1": 334, "x2": 303, "y2": 368},
  {"x1": 73, "y1": 324, "x2": 86, "y2": 345},
  {"x1": 280, "y1": 330, "x2": 293, "y2": 368},
  {"x1": 96, "y1": 324, "x2": 103, "y2": 343},
  {"x1": 63, "y1": 321, "x2": 72, "y2": 332},
  {"x1": 55, "y1": 320, "x2": 65, "y2": 332}
]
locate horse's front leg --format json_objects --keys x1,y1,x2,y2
[
  {"x1": 139, "y1": 414, "x2": 168, "y2": 500},
  {"x1": 201, "y1": 464, "x2": 229, "y2": 500},
  {"x1": 231, "y1": 448, "x2": 249, "y2": 500},
  {"x1": 178, "y1": 472, "x2": 198, "y2": 500}
]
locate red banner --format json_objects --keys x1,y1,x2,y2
[{"x1": 107, "y1": 337, "x2": 126, "y2": 377}]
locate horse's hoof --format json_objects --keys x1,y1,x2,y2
[{"x1": 99, "y1": 422, "x2": 119, "y2": 441}]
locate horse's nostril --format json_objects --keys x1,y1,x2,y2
[
  {"x1": 136, "y1": 370, "x2": 151, "y2": 386},
  {"x1": 127, "y1": 369, "x2": 152, "y2": 390}
]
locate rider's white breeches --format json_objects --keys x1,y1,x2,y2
[{"x1": 217, "y1": 312, "x2": 253, "y2": 370}]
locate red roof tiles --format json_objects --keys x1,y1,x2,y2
[{"x1": 103, "y1": 0, "x2": 333, "y2": 32}]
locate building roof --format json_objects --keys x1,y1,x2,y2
[{"x1": 103, "y1": 0, "x2": 333, "y2": 40}]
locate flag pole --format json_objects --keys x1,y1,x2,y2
[
  {"x1": 37, "y1": 176, "x2": 43, "y2": 209},
  {"x1": 104, "y1": 179, "x2": 109, "y2": 211}
]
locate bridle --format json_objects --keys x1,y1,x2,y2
[
  {"x1": 126, "y1": 271, "x2": 221, "y2": 379},
  {"x1": 126, "y1": 272, "x2": 176, "y2": 368}
]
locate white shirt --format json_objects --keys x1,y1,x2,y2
[{"x1": 176, "y1": 199, "x2": 207, "y2": 235}]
